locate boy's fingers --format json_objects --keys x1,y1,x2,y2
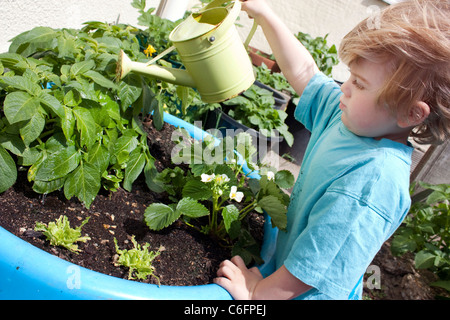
[
  {"x1": 230, "y1": 255, "x2": 247, "y2": 269},
  {"x1": 213, "y1": 276, "x2": 232, "y2": 289},
  {"x1": 216, "y1": 263, "x2": 234, "y2": 279},
  {"x1": 249, "y1": 266, "x2": 262, "y2": 277}
]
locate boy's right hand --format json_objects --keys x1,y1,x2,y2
[{"x1": 240, "y1": 0, "x2": 273, "y2": 23}]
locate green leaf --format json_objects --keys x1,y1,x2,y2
[
  {"x1": 426, "y1": 190, "x2": 448, "y2": 206},
  {"x1": 275, "y1": 170, "x2": 295, "y2": 189},
  {"x1": 1, "y1": 75, "x2": 42, "y2": 96},
  {"x1": 9, "y1": 26, "x2": 57, "y2": 56},
  {"x1": 83, "y1": 70, "x2": 117, "y2": 90},
  {"x1": 39, "y1": 92, "x2": 65, "y2": 119},
  {"x1": 0, "y1": 146, "x2": 17, "y2": 193},
  {"x1": 32, "y1": 177, "x2": 65, "y2": 195},
  {"x1": 153, "y1": 97, "x2": 165, "y2": 131},
  {"x1": 20, "y1": 110, "x2": 45, "y2": 146},
  {"x1": 182, "y1": 179, "x2": 213, "y2": 200},
  {"x1": 231, "y1": 229, "x2": 263, "y2": 266},
  {"x1": 64, "y1": 162, "x2": 101, "y2": 208},
  {"x1": 391, "y1": 234, "x2": 417, "y2": 256},
  {"x1": 64, "y1": 89, "x2": 82, "y2": 107},
  {"x1": 135, "y1": 78, "x2": 156, "y2": 113},
  {"x1": 414, "y1": 250, "x2": 436, "y2": 269},
  {"x1": 61, "y1": 106, "x2": 76, "y2": 142},
  {"x1": 85, "y1": 142, "x2": 110, "y2": 175},
  {"x1": 176, "y1": 197, "x2": 209, "y2": 218},
  {"x1": 34, "y1": 215, "x2": 90, "y2": 253},
  {"x1": 258, "y1": 195, "x2": 287, "y2": 230},
  {"x1": 73, "y1": 107, "x2": 97, "y2": 149},
  {"x1": 123, "y1": 147, "x2": 146, "y2": 191},
  {"x1": 70, "y1": 60, "x2": 95, "y2": 77},
  {"x1": 144, "y1": 203, "x2": 181, "y2": 231},
  {"x1": 113, "y1": 134, "x2": 139, "y2": 161},
  {"x1": 222, "y1": 204, "x2": 240, "y2": 236},
  {"x1": 3, "y1": 91, "x2": 40, "y2": 124},
  {"x1": 35, "y1": 146, "x2": 80, "y2": 181},
  {"x1": 430, "y1": 280, "x2": 450, "y2": 292},
  {"x1": 118, "y1": 74, "x2": 143, "y2": 108}
]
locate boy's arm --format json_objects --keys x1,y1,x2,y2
[
  {"x1": 214, "y1": 256, "x2": 312, "y2": 300},
  {"x1": 241, "y1": 0, "x2": 319, "y2": 96}
]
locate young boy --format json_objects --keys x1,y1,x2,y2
[{"x1": 214, "y1": 0, "x2": 450, "y2": 300}]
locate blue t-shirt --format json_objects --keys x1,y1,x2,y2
[{"x1": 275, "y1": 73, "x2": 413, "y2": 300}]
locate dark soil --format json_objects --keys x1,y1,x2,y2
[{"x1": 0, "y1": 119, "x2": 263, "y2": 287}]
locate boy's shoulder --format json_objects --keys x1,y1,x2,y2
[{"x1": 295, "y1": 72, "x2": 342, "y2": 133}]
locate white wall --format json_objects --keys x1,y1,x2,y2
[{"x1": 1, "y1": 0, "x2": 389, "y2": 81}]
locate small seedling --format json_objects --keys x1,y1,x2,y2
[
  {"x1": 34, "y1": 215, "x2": 90, "y2": 253},
  {"x1": 114, "y1": 236, "x2": 161, "y2": 284}
]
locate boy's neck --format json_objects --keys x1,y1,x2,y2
[{"x1": 374, "y1": 130, "x2": 411, "y2": 146}]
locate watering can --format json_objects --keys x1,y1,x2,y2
[{"x1": 116, "y1": 0, "x2": 258, "y2": 103}]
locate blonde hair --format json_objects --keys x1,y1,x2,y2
[{"x1": 339, "y1": 0, "x2": 450, "y2": 145}]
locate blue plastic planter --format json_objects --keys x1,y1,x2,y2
[{"x1": 0, "y1": 113, "x2": 277, "y2": 300}]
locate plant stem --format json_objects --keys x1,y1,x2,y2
[{"x1": 239, "y1": 200, "x2": 257, "y2": 220}]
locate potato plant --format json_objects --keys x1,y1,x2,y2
[{"x1": 0, "y1": 22, "x2": 167, "y2": 208}]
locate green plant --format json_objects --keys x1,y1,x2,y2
[
  {"x1": 34, "y1": 215, "x2": 90, "y2": 253},
  {"x1": 253, "y1": 64, "x2": 296, "y2": 97},
  {"x1": 131, "y1": 0, "x2": 181, "y2": 61},
  {"x1": 114, "y1": 235, "x2": 161, "y2": 283},
  {"x1": 391, "y1": 182, "x2": 450, "y2": 293},
  {"x1": 295, "y1": 31, "x2": 339, "y2": 77},
  {"x1": 145, "y1": 131, "x2": 294, "y2": 264},
  {"x1": 222, "y1": 84, "x2": 294, "y2": 146},
  {"x1": 0, "y1": 20, "x2": 169, "y2": 207}
]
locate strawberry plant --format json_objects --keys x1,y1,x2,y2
[
  {"x1": 145, "y1": 131, "x2": 294, "y2": 264},
  {"x1": 0, "y1": 21, "x2": 168, "y2": 208}
]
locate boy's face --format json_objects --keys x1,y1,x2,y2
[{"x1": 339, "y1": 59, "x2": 405, "y2": 141}]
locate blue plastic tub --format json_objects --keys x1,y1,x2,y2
[{"x1": 0, "y1": 113, "x2": 277, "y2": 300}]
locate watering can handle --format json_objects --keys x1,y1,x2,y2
[{"x1": 200, "y1": 0, "x2": 256, "y2": 50}]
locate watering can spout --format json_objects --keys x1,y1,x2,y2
[{"x1": 116, "y1": 50, "x2": 196, "y2": 89}]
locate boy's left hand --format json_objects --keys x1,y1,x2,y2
[{"x1": 214, "y1": 255, "x2": 263, "y2": 300}]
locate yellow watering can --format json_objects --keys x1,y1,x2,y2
[{"x1": 116, "y1": 0, "x2": 257, "y2": 103}]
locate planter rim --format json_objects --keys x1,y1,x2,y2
[{"x1": 0, "y1": 112, "x2": 276, "y2": 300}]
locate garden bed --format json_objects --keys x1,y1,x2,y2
[{"x1": 0, "y1": 119, "x2": 264, "y2": 288}]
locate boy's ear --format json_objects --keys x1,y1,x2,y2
[{"x1": 398, "y1": 101, "x2": 430, "y2": 128}]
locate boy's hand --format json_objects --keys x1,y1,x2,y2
[
  {"x1": 240, "y1": 0, "x2": 272, "y2": 23},
  {"x1": 214, "y1": 255, "x2": 263, "y2": 300}
]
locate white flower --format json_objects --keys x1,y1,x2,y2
[
  {"x1": 201, "y1": 173, "x2": 215, "y2": 183},
  {"x1": 267, "y1": 171, "x2": 275, "y2": 181},
  {"x1": 215, "y1": 174, "x2": 230, "y2": 184},
  {"x1": 229, "y1": 186, "x2": 244, "y2": 203}
]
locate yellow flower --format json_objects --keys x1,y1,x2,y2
[{"x1": 144, "y1": 45, "x2": 156, "y2": 57}]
